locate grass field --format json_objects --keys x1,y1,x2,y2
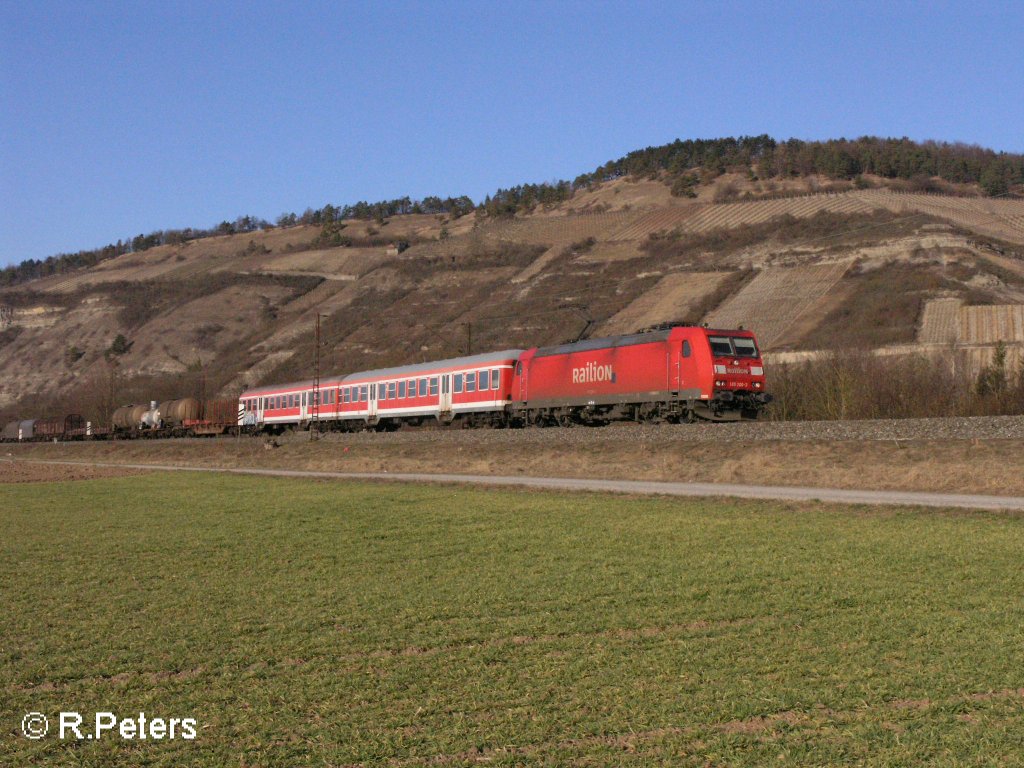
[{"x1": 3, "y1": 474, "x2": 1024, "y2": 766}]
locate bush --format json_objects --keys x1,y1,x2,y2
[{"x1": 767, "y1": 349, "x2": 1024, "y2": 421}]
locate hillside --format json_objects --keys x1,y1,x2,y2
[{"x1": 2, "y1": 171, "x2": 1024, "y2": 423}]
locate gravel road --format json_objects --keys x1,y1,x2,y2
[{"x1": 14, "y1": 458, "x2": 1024, "y2": 511}]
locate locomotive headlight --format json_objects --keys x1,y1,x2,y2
[
  {"x1": 751, "y1": 366, "x2": 764, "y2": 376},
  {"x1": 754, "y1": 382, "x2": 762, "y2": 388}
]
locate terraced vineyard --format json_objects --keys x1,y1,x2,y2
[
  {"x1": 597, "y1": 271, "x2": 730, "y2": 335},
  {"x1": 857, "y1": 190, "x2": 1024, "y2": 243},
  {"x1": 483, "y1": 210, "x2": 638, "y2": 245},
  {"x1": 960, "y1": 304, "x2": 1024, "y2": 344},
  {"x1": 706, "y1": 262, "x2": 850, "y2": 349},
  {"x1": 599, "y1": 190, "x2": 1024, "y2": 244},
  {"x1": 918, "y1": 297, "x2": 963, "y2": 344}
]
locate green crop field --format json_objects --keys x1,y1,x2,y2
[{"x1": 3, "y1": 474, "x2": 1024, "y2": 766}]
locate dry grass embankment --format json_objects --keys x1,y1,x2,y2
[{"x1": 7, "y1": 433, "x2": 1024, "y2": 497}]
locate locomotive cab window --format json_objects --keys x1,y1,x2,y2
[
  {"x1": 454, "y1": 373, "x2": 463, "y2": 393},
  {"x1": 732, "y1": 337, "x2": 759, "y2": 358},
  {"x1": 682, "y1": 340, "x2": 691, "y2": 358},
  {"x1": 708, "y1": 336, "x2": 733, "y2": 356}
]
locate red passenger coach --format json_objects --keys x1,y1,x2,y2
[
  {"x1": 239, "y1": 350, "x2": 522, "y2": 431},
  {"x1": 510, "y1": 325, "x2": 770, "y2": 424}
]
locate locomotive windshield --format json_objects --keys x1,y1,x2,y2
[
  {"x1": 708, "y1": 335, "x2": 760, "y2": 358},
  {"x1": 732, "y1": 337, "x2": 759, "y2": 358}
]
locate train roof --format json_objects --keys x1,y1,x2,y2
[
  {"x1": 341, "y1": 349, "x2": 523, "y2": 382},
  {"x1": 534, "y1": 329, "x2": 676, "y2": 358},
  {"x1": 241, "y1": 349, "x2": 524, "y2": 396},
  {"x1": 533, "y1": 326, "x2": 756, "y2": 359}
]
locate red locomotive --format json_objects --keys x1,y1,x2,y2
[
  {"x1": 238, "y1": 325, "x2": 770, "y2": 431},
  {"x1": 511, "y1": 325, "x2": 769, "y2": 425}
]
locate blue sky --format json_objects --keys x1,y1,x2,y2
[{"x1": 2, "y1": 0, "x2": 1022, "y2": 266}]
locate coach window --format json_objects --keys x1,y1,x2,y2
[
  {"x1": 683, "y1": 340, "x2": 691, "y2": 358},
  {"x1": 388, "y1": 382, "x2": 396, "y2": 399},
  {"x1": 454, "y1": 373, "x2": 463, "y2": 393},
  {"x1": 479, "y1": 369, "x2": 489, "y2": 390},
  {"x1": 398, "y1": 381, "x2": 406, "y2": 398},
  {"x1": 359, "y1": 385, "x2": 367, "y2": 401},
  {"x1": 302, "y1": 392, "x2": 307, "y2": 407},
  {"x1": 429, "y1": 377, "x2": 438, "y2": 396},
  {"x1": 417, "y1": 379, "x2": 426, "y2": 397},
  {"x1": 491, "y1": 368, "x2": 500, "y2": 389},
  {"x1": 466, "y1": 371, "x2": 476, "y2": 392}
]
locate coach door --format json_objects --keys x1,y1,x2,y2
[
  {"x1": 439, "y1": 374, "x2": 453, "y2": 417},
  {"x1": 367, "y1": 383, "x2": 378, "y2": 422}
]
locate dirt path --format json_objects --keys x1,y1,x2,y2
[
  {"x1": 0, "y1": 459, "x2": 147, "y2": 483},
  {"x1": 8, "y1": 458, "x2": 1024, "y2": 512}
]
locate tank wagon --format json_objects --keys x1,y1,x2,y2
[{"x1": 110, "y1": 398, "x2": 239, "y2": 437}]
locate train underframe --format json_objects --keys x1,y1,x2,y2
[
  {"x1": 9, "y1": 391, "x2": 773, "y2": 443},
  {"x1": 261, "y1": 389, "x2": 772, "y2": 433}
]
